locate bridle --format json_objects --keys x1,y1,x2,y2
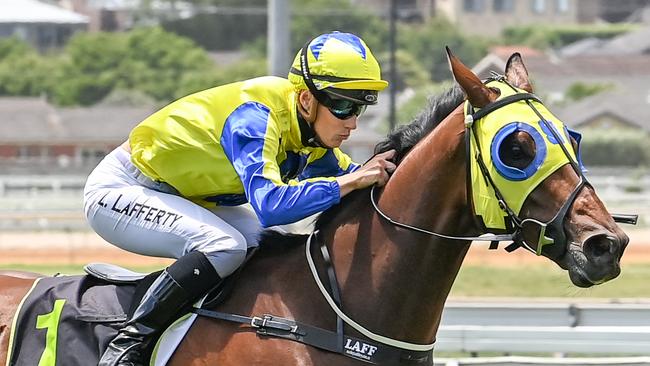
[{"x1": 371, "y1": 74, "x2": 637, "y2": 256}]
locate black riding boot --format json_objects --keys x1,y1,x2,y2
[{"x1": 98, "y1": 251, "x2": 221, "y2": 366}]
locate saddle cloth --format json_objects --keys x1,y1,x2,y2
[{"x1": 6, "y1": 274, "x2": 198, "y2": 366}]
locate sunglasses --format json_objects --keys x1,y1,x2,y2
[{"x1": 325, "y1": 98, "x2": 367, "y2": 120}]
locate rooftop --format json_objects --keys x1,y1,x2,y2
[
  {"x1": 555, "y1": 89, "x2": 650, "y2": 132},
  {"x1": 0, "y1": 0, "x2": 88, "y2": 24},
  {"x1": 559, "y1": 25, "x2": 650, "y2": 57},
  {"x1": 0, "y1": 97, "x2": 154, "y2": 143}
]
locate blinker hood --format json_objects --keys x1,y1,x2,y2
[{"x1": 467, "y1": 81, "x2": 579, "y2": 230}]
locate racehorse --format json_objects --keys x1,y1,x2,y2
[{"x1": 0, "y1": 49, "x2": 630, "y2": 366}]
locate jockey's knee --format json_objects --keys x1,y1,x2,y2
[
  {"x1": 203, "y1": 249, "x2": 247, "y2": 278},
  {"x1": 187, "y1": 229, "x2": 248, "y2": 277}
]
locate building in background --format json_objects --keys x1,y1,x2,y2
[
  {"x1": 57, "y1": 0, "x2": 134, "y2": 31},
  {"x1": 436, "y1": 0, "x2": 584, "y2": 36},
  {"x1": 559, "y1": 25, "x2": 650, "y2": 56},
  {"x1": 355, "y1": 0, "x2": 650, "y2": 36},
  {"x1": 57, "y1": 0, "x2": 207, "y2": 32},
  {"x1": 0, "y1": 0, "x2": 88, "y2": 50},
  {"x1": 471, "y1": 26, "x2": 650, "y2": 134},
  {"x1": 351, "y1": 0, "x2": 436, "y2": 22},
  {"x1": 556, "y1": 89, "x2": 650, "y2": 133},
  {"x1": 0, "y1": 97, "x2": 154, "y2": 174},
  {"x1": 42, "y1": 0, "x2": 650, "y2": 38},
  {"x1": 598, "y1": 0, "x2": 650, "y2": 22}
]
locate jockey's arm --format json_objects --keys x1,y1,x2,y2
[{"x1": 224, "y1": 109, "x2": 344, "y2": 227}]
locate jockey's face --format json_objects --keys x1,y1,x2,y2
[
  {"x1": 298, "y1": 90, "x2": 358, "y2": 149},
  {"x1": 313, "y1": 103, "x2": 358, "y2": 148}
]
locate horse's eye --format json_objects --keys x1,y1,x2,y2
[{"x1": 498, "y1": 132, "x2": 535, "y2": 169}]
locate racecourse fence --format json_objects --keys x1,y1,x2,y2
[
  {"x1": 0, "y1": 168, "x2": 648, "y2": 230},
  {"x1": 437, "y1": 301, "x2": 650, "y2": 356}
]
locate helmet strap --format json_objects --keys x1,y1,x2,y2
[
  {"x1": 299, "y1": 42, "x2": 330, "y2": 106},
  {"x1": 295, "y1": 40, "x2": 333, "y2": 149},
  {"x1": 297, "y1": 106, "x2": 326, "y2": 148}
]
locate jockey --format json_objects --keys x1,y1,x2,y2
[{"x1": 84, "y1": 31, "x2": 396, "y2": 366}]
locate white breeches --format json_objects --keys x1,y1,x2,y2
[{"x1": 83, "y1": 147, "x2": 261, "y2": 278}]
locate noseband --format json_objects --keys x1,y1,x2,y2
[{"x1": 371, "y1": 74, "x2": 637, "y2": 256}]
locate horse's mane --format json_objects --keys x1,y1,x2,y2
[
  {"x1": 258, "y1": 85, "x2": 465, "y2": 253},
  {"x1": 374, "y1": 85, "x2": 464, "y2": 163},
  {"x1": 314, "y1": 85, "x2": 465, "y2": 228}
]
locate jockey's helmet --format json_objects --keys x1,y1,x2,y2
[{"x1": 288, "y1": 32, "x2": 388, "y2": 107}]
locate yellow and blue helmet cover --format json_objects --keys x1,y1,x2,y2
[{"x1": 288, "y1": 32, "x2": 388, "y2": 92}]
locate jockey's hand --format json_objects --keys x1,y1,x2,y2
[{"x1": 336, "y1": 150, "x2": 397, "y2": 198}]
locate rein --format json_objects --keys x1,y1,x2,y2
[
  {"x1": 370, "y1": 75, "x2": 637, "y2": 255},
  {"x1": 370, "y1": 185, "x2": 513, "y2": 243}
]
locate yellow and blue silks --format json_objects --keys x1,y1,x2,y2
[{"x1": 129, "y1": 76, "x2": 358, "y2": 227}]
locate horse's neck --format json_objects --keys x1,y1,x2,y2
[{"x1": 330, "y1": 105, "x2": 477, "y2": 344}]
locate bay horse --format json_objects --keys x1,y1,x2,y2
[{"x1": 0, "y1": 50, "x2": 630, "y2": 365}]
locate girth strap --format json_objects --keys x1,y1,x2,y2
[{"x1": 191, "y1": 308, "x2": 432, "y2": 364}]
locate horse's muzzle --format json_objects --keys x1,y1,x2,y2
[{"x1": 568, "y1": 231, "x2": 628, "y2": 287}]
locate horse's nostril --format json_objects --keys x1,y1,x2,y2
[{"x1": 584, "y1": 234, "x2": 616, "y2": 260}]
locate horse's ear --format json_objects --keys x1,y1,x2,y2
[
  {"x1": 446, "y1": 46, "x2": 497, "y2": 108},
  {"x1": 505, "y1": 53, "x2": 533, "y2": 92}
]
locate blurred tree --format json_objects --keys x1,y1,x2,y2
[
  {"x1": 393, "y1": 82, "x2": 452, "y2": 129},
  {"x1": 580, "y1": 129, "x2": 650, "y2": 167},
  {"x1": 50, "y1": 27, "x2": 224, "y2": 105},
  {"x1": 0, "y1": 38, "x2": 56, "y2": 96},
  {"x1": 289, "y1": 0, "x2": 388, "y2": 54},
  {"x1": 398, "y1": 17, "x2": 491, "y2": 82},
  {"x1": 175, "y1": 58, "x2": 266, "y2": 100},
  {"x1": 0, "y1": 26, "x2": 268, "y2": 106},
  {"x1": 159, "y1": 0, "x2": 268, "y2": 50},
  {"x1": 376, "y1": 50, "x2": 430, "y2": 92},
  {"x1": 503, "y1": 24, "x2": 637, "y2": 49},
  {"x1": 0, "y1": 53, "x2": 57, "y2": 96},
  {"x1": 163, "y1": 12, "x2": 266, "y2": 50},
  {"x1": 0, "y1": 37, "x2": 32, "y2": 60},
  {"x1": 99, "y1": 88, "x2": 157, "y2": 107},
  {"x1": 51, "y1": 32, "x2": 129, "y2": 105},
  {"x1": 0, "y1": 4, "x2": 495, "y2": 106},
  {"x1": 565, "y1": 82, "x2": 614, "y2": 102},
  {"x1": 121, "y1": 27, "x2": 215, "y2": 100},
  {"x1": 154, "y1": 1, "x2": 485, "y2": 88}
]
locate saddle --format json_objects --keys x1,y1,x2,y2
[
  {"x1": 85, "y1": 263, "x2": 238, "y2": 309},
  {"x1": 6, "y1": 263, "x2": 239, "y2": 366}
]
